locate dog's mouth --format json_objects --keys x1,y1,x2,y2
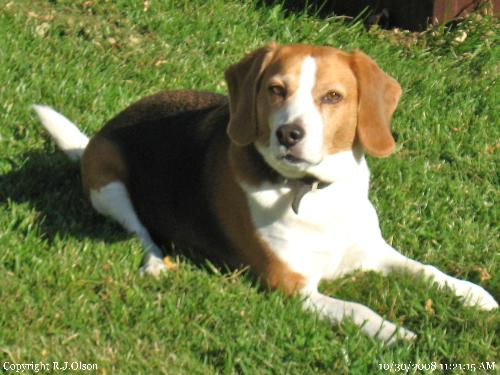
[
  {"x1": 280, "y1": 154, "x2": 306, "y2": 164},
  {"x1": 277, "y1": 146, "x2": 319, "y2": 167},
  {"x1": 254, "y1": 143, "x2": 322, "y2": 181}
]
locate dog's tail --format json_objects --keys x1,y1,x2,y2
[{"x1": 32, "y1": 105, "x2": 89, "y2": 161}]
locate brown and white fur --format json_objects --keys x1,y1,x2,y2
[{"x1": 34, "y1": 43, "x2": 497, "y2": 345}]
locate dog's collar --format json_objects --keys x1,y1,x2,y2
[
  {"x1": 290, "y1": 177, "x2": 330, "y2": 214},
  {"x1": 247, "y1": 145, "x2": 331, "y2": 214}
]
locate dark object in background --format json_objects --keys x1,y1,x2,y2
[{"x1": 275, "y1": 0, "x2": 499, "y2": 30}]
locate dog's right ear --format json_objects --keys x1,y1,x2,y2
[{"x1": 224, "y1": 43, "x2": 277, "y2": 146}]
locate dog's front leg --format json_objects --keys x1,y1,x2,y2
[
  {"x1": 369, "y1": 242, "x2": 498, "y2": 310},
  {"x1": 302, "y1": 290, "x2": 416, "y2": 345}
]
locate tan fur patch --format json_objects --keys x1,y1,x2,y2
[
  {"x1": 81, "y1": 136, "x2": 128, "y2": 194},
  {"x1": 314, "y1": 51, "x2": 359, "y2": 154},
  {"x1": 228, "y1": 143, "x2": 282, "y2": 187}
]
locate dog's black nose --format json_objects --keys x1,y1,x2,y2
[{"x1": 276, "y1": 124, "x2": 305, "y2": 148}]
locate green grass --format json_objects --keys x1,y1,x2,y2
[{"x1": 0, "y1": 1, "x2": 498, "y2": 373}]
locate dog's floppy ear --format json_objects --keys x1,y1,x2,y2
[
  {"x1": 350, "y1": 51, "x2": 401, "y2": 157},
  {"x1": 224, "y1": 43, "x2": 277, "y2": 146}
]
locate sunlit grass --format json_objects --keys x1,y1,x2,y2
[{"x1": 0, "y1": 1, "x2": 498, "y2": 373}]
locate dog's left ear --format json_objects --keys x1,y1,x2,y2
[
  {"x1": 350, "y1": 51, "x2": 402, "y2": 157},
  {"x1": 225, "y1": 43, "x2": 277, "y2": 146}
]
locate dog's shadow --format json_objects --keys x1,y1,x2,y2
[{"x1": 0, "y1": 150, "x2": 128, "y2": 244}]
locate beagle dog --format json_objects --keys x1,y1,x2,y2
[{"x1": 34, "y1": 43, "x2": 498, "y2": 345}]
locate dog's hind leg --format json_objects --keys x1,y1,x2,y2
[
  {"x1": 82, "y1": 136, "x2": 167, "y2": 277},
  {"x1": 89, "y1": 181, "x2": 167, "y2": 277}
]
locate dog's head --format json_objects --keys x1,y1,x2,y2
[{"x1": 224, "y1": 43, "x2": 401, "y2": 181}]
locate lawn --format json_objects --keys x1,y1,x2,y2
[{"x1": 0, "y1": 1, "x2": 498, "y2": 374}]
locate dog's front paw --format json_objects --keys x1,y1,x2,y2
[
  {"x1": 454, "y1": 281, "x2": 498, "y2": 311},
  {"x1": 140, "y1": 257, "x2": 168, "y2": 278}
]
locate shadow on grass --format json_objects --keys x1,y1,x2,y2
[
  {"x1": 257, "y1": 0, "x2": 452, "y2": 31},
  {"x1": 0, "y1": 150, "x2": 128, "y2": 243}
]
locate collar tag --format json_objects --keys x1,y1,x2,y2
[
  {"x1": 291, "y1": 183, "x2": 311, "y2": 215},
  {"x1": 291, "y1": 179, "x2": 330, "y2": 215}
]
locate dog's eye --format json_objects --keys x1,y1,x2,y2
[
  {"x1": 321, "y1": 90, "x2": 343, "y2": 104},
  {"x1": 268, "y1": 85, "x2": 286, "y2": 98}
]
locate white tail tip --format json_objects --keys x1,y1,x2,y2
[{"x1": 33, "y1": 104, "x2": 89, "y2": 161}]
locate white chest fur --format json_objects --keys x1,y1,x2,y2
[{"x1": 242, "y1": 150, "x2": 383, "y2": 283}]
